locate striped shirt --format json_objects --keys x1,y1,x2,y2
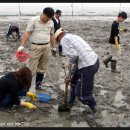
[
  {"x1": 26, "y1": 16, "x2": 54, "y2": 44},
  {"x1": 60, "y1": 33, "x2": 98, "y2": 69}
]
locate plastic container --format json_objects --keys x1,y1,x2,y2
[
  {"x1": 15, "y1": 51, "x2": 29, "y2": 62},
  {"x1": 38, "y1": 93, "x2": 52, "y2": 103}
]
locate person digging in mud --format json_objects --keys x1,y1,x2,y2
[
  {"x1": 55, "y1": 28, "x2": 100, "y2": 114},
  {"x1": 103, "y1": 11, "x2": 127, "y2": 73},
  {"x1": 0, "y1": 67, "x2": 37, "y2": 110},
  {"x1": 6, "y1": 22, "x2": 21, "y2": 41},
  {"x1": 17, "y1": 7, "x2": 56, "y2": 90}
]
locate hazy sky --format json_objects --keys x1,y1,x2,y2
[{"x1": 0, "y1": 3, "x2": 130, "y2": 7}]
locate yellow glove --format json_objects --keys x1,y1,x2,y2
[
  {"x1": 25, "y1": 102, "x2": 37, "y2": 110},
  {"x1": 26, "y1": 92, "x2": 38, "y2": 101},
  {"x1": 119, "y1": 28, "x2": 127, "y2": 32},
  {"x1": 115, "y1": 42, "x2": 119, "y2": 49}
]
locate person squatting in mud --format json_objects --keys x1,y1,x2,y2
[
  {"x1": 103, "y1": 11, "x2": 127, "y2": 73},
  {"x1": 0, "y1": 67, "x2": 37, "y2": 110},
  {"x1": 6, "y1": 22, "x2": 21, "y2": 41},
  {"x1": 55, "y1": 28, "x2": 100, "y2": 114},
  {"x1": 17, "y1": 7, "x2": 57, "y2": 90}
]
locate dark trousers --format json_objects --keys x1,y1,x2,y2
[
  {"x1": 0, "y1": 94, "x2": 12, "y2": 107},
  {"x1": 0, "y1": 90, "x2": 25, "y2": 107},
  {"x1": 69, "y1": 59, "x2": 100, "y2": 108},
  {"x1": 59, "y1": 45, "x2": 62, "y2": 53}
]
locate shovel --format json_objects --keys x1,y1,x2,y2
[{"x1": 58, "y1": 67, "x2": 70, "y2": 112}]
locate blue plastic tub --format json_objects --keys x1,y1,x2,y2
[{"x1": 37, "y1": 93, "x2": 52, "y2": 103}]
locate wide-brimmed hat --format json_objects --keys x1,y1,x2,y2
[{"x1": 54, "y1": 28, "x2": 65, "y2": 39}]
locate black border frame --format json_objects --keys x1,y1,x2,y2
[
  {"x1": 0, "y1": 0, "x2": 130, "y2": 129},
  {"x1": 0, "y1": 0, "x2": 130, "y2": 3}
]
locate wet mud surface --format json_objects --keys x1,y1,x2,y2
[{"x1": 0, "y1": 16, "x2": 130, "y2": 127}]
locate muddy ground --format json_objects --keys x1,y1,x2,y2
[{"x1": 0, "y1": 15, "x2": 130, "y2": 127}]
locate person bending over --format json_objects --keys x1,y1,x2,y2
[{"x1": 0, "y1": 67, "x2": 37, "y2": 110}]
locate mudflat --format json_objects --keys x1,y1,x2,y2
[{"x1": 0, "y1": 15, "x2": 130, "y2": 127}]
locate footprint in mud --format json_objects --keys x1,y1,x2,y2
[
  {"x1": 82, "y1": 108, "x2": 102, "y2": 119},
  {"x1": 67, "y1": 111, "x2": 83, "y2": 122},
  {"x1": 83, "y1": 111, "x2": 103, "y2": 127},
  {"x1": 37, "y1": 106, "x2": 52, "y2": 113}
]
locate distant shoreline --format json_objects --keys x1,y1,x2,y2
[
  {"x1": 0, "y1": 15, "x2": 129, "y2": 22},
  {"x1": 0, "y1": 14, "x2": 120, "y2": 17}
]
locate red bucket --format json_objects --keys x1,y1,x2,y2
[{"x1": 15, "y1": 51, "x2": 29, "y2": 62}]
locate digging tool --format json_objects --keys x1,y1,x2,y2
[
  {"x1": 58, "y1": 66, "x2": 70, "y2": 112},
  {"x1": 63, "y1": 67, "x2": 68, "y2": 105}
]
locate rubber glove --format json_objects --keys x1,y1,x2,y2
[
  {"x1": 17, "y1": 45, "x2": 24, "y2": 52},
  {"x1": 51, "y1": 48, "x2": 57, "y2": 56},
  {"x1": 120, "y1": 28, "x2": 127, "y2": 32},
  {"x1": 61, "y1": 62, "x2": 71, "y2": 69},
  {"x1": 26, "y1": 92, "x2": 38, "y2": 101},
  {"x1": 115, "y1": 42, "x2": 119, "y2": 49},
  {"x1": 25, "y1": 102, "x2": 37, "y2": 110},
  {"x1": 123, "y1": 29, "x2": 127, "y2": 32}
]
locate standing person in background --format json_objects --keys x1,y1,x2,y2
[
  {"x1": 103, "y1": 11, "x2": 127, "y2": 73},
  {"x1": 52, "y1": 9, "x2": 64, "y2": 56},
  {"x1": 17, "y1": 7, "x2": 56, "y2": 90}
]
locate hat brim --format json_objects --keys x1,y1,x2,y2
[{"x1": 54, "y1": 28, "x2": 64, "y2": 39}]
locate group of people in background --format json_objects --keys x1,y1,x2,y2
[{"x1": 0, "y1": 7, "x2": 128, "y2": 116}]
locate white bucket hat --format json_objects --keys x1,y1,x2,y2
[{"x1": 54, "y1": 28, "x2": 65, "y2": 39}]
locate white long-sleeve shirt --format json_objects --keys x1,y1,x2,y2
[{"x1": 60, "y1": 33, "x2": 98, "y2": 69}]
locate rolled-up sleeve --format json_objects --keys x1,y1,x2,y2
[
  {"x1": 26, "y1": 19, "x2": 35, "y2": 32},
  {"x1": 50, "y1": 21, "x2": 54, "y2": 35}
]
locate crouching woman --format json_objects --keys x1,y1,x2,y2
[{"x1": 0, "y1": 67, "x2": 37, "y2": 110}]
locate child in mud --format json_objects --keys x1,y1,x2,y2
[
  {"x1": 103, "y1": 11, "x2": 127, "y2": 73},
  {"x1": 55, "y1": 28, "x2": 100, "y2": 114},
  {"x1": 0, "y1": 67, "x2": 37, "y2": 110}
]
